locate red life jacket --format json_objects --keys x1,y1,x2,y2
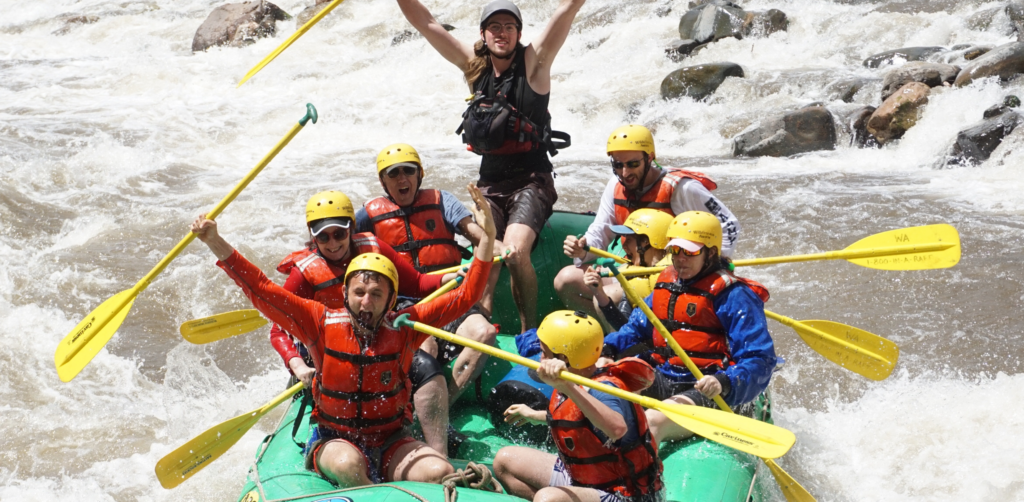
[
  {"x1": 650, "y1": 267, "x2": 770, "y2": 370},
  {"x1": 312, "y1": 309, "x2": 415, "y2": 447},
  {"x1": 547, "y1": 358, "x2": 663, "y2": 498},
  {"x1": 363, "y1": 190, "x2": 464, "y2": 274},
  {"x1": 275, "y1": 233, "x2": 383, "y2": 308},
  {"x1": 612, "y1": 169, "x2": 718, "y2": 226}
]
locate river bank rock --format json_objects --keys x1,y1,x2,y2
[
  {"x1": 954, "y1": 41, "x2": 1024, "y2": 86},
  {"x1": 863, "y1": 46, "x2": 945, "y2": 68},
  {"x1": 880, "y1": 62, "x2": 960, "y2": 100},
  {"x1": 192, "y1": 1, "x2": 290, "y2": 53},
  {"x1": 732, "y1": 105, "x2": 837, "y2": 157},
  {"x1": 946, "y1": 96, "x2": 1023, "y2": 167},
  {"x1": 866, "y1": 82, "x2": 929, "y2": 144},
  {"x1": 661, "y1": 62, "x2": 744, "y2": 101}
]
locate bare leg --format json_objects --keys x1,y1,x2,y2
[
  {"x1": 317, "y1": 440, "x2": 373, "y2": 487},
  {"x1": 646, "y1": 394, "x2": 697, "y2": 444},
  {"x1": 478, "y1": 254, "x2": 503, "y2": 316},
  {"x1": 504, "y1": 223, "x2": 539, "y2": 332},
  {"x1": 388, "y1": 440, "x2": 454, "y2": 483},
  {"x1": 553, "y1": 265, "x2": 597, "y2": 315},
  {"x1": 449, "y1": 314, "x2": 497, "y2": 404},
  {"x1": 414, "y1": 374, "x2": 449, "y2": 456},
  {"x1": 493, "y1": 446, "x2": 558, "y2": 499}
]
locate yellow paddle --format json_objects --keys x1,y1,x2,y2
[
  {"x1": 602, "y1": 259, "x2": 814, "y2": 502},
  {"x1": 428, "y1": 255, "x2": 504, "y2": 275},
  {"x1": 394, "y1": 314, "x2": 795, "y2": 459},
  {"x1": 608, "y1": 224, "x2": 960, "y2": 278},
  {"x1": 180, "y1": 310, "x2": 269, "y2": 345},
  {"x1": 155, "y1": 382, "x2": 303, "y2": 489},
  {"x1": 763, "y1": 311, "x2": 898, "y2": 381},
  {"x1": 584, "y1": 244, "x2": 628, "y2": 264},
  {"x1": 238, "y1": 0, "x2": 347, "y2": 86},
  {"x1": 54, "y1": 104, "x2": 318, "y2": 382}
]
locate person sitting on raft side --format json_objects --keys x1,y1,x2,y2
[
  {"x1": 396, "y1": 0, "x2": 586, "y2": 332},
  {"x1": 599, "y1": 211, "x2": 776, "y2": 444},
  {"x1": 583, "y1": 208, "x2": 672, "y2": 331},
  {"x1": 189, "y1": 184, "x2": 496, "y2": 488},
  {"x1": 269, "y1": 190, "x2": 465, "y2": 457},
  {"x1": 556, "y1": 125, "x2": 741, "y2": 328},
  {"x1": 357, "y1": 143, "x2": 508, "y2": 405},
  {"x1": 493, "y1": 311, "x2": 664, "y2": 502}
]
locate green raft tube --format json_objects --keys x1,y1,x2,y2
[{"x1": 237, "y1": 211, "x2": 775, "y2": 502}]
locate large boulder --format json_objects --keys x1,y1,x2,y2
[
  {"x1": 732, "y1": 105, "x2": 837, "y2": 157},
  {"x1": 863, "y1": 47, "x2": 946, "y2": 68},
  {"x1": 842, "y1": 106, "x2": 880, "y2": 148},
  {"x1": 192, "y1": 1, "x2": 290, "y2": 53},
  {"x1": 678, "y1": 3, "x2": 746, "y2": 44},
  {"x1": 880, "y1": 62, "x2": 960, "y2": 100},
  {"x1": 946, "y1": 96, "x2": 1023, "y2": 166},
  {"x1": 742, "y1": 9, "x2": 789, "y2": 37},
  {"x1": 866, "y1": 82, "x2": 930, "y2": 144},
  {"x1": 295, "y1": 0, "x2": 332, "y2": 26},
  {"x1": 661, "y1": 62, "x2": 744, "y2": 101},
  {"x1": 954, "y1": 41, "x2": 1024, "y2": 87},
  {"x1": 966, "y1": 2, "x2": 1024, "y2": 36}
]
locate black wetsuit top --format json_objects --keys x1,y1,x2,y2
[{"x1": 472, "y1": 47, "x2": 553, "y2": 182}]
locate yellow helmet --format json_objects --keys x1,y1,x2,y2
[
  {"x1": 606, "y1": 125, "x2": 655, "y2": 158},
  {"x1": 612, "y1": 209, "x2": 673, "y2": 250},
  {"x1": 627, "y1": 274, "x2": 659, "y2": 303},
  {"x1": 376, "y1": 143, "x2": 424, "y2": 177},
  {"x1": 344, "y1": 253, "x2": 400, "y2": 308},
  {"x1": 536, "y1": 311, "x2": 604, "y2": 369},
  {"x1": 306, "y1": 191, "x2": 355, "y2": 225},
  {"x1": 666, "y1": 211, "x2": 722, "y2": 253}
]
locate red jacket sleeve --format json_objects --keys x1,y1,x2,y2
[
  {"x1": 217, "y1": 250, "x2": 326, "y2": 359},
  {"x1": 268, "y1": 267, "x2": 317, "y2": 368},
  {"x1": 378, "y1": 240, "x2": 443, "y2": 297},
  {"x1": 402, "y1": 256, "x2": 492, "y2": 347}
]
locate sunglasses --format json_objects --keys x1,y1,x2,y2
[
  {"x1": 315, "y1": 227, "x2": 349, "y2": 244},
  {"x1": 611, "y1": 159, "x2": 643, "y2": 171},
  {"x1": 668, "y1": 245, "x2": 703, "y2": 257},
  {"x1": 384, "y1": 165, "x2": 418, "y2": 179}
]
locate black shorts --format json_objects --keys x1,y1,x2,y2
[
  {"x1": 477, "y1": 171, "x2": 557, "y2": 241},
  {"x1": 439, "y1": 305, "x2": 491, "y2": 362},
  {"x1": 408, "y1": 349, "x2": 445, "y2": 394},
  {"x1": 641, "y1": 371, "x2": 755, "y2": 416}
]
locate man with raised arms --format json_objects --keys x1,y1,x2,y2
[
  {"x1": 396, "y1": 0, "x2": 585, "y2": 332},
  {"x1": 190, "y1": 185, "x2": 496, "y2": 487}
]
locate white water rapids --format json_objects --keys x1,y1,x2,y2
[{"x1": 2, "y1": 0, "x2": 1023, "y2": 500}]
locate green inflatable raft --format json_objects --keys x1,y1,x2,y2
[{"x1": 236, "y1": 211, "x2": 774, "y2": 502}]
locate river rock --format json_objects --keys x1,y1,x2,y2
[
  {"x1": 863, "y1": 46, "x2": 945, "y2": 68},
  {"x1": 954, "y1": 41, "x2": 1024, "y2": 87},
  {"x1": 661, "y1": 62, "x2": 744, "y2": 101},
  {"x1": 825, "y1": 77, "x2": 877, "y2": 102},
  {"x1": 665, "y1": 39, "x2": 703, "y2": 61},
  {"x1": 880, "y1": 62, "x2": 960, "y2": 100},
  {"x1": 295, "y1": 0, "x2": 332, "y2": 26},
  {"x1": 966, "y1": 2, "x2": 1024, "y2": 35},
  {"x1": 946, "y1": 108, "x2": 1023, "y2": 167},
  {"x1": 866, "y1": 82, "x2": 929, "y2": 144},
  {"x1": 843, "y1": 106, "x2": 880, "y2": 147},
  {"x1": 742, "y1": 9, "x2": 789, "y2": 37},
  {"x1": 732, "y1": 105, "x2": 837, "y2": 157},
  {"x1": 192, "y1": 1, "x2": 291, "y2": 53},
  {"x1": 678, "y1": 3, "x2": 746, "y2": 44},
  {"x1": 52, "y1": 14, "x2": 100, "y2": 35}
]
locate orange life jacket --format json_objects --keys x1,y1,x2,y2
[
  {"x1": 363, "y1": 190, "x2": 464, "y2": 273},
  {"x1": 650, "y1": 267, "x2": 770, "y2": 370},
  {"x1": 312, "y1": 309, "x2": 415, "y2": 447},
  {"x1": 275, "y1": 233, "x2": 383, "y2": 308},
  {"x1": 547, "y1": 358, "x2": 663, "y2": 498},
  {"x1": 612, "y1": 169, "x2": 718, "y2": 226}
]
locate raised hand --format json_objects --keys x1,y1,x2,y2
[{"x1": 563, "y1": 235, "x2": 587, "y2": 259}]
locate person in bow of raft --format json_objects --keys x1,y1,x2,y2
[
  {"x1": 493, "y1": 311, "x2": 664, "y2": 502},
  {"x1": 268, "y1": 190, "x2": 471, "y2": 460},
  {"x1": 190, "y1": 184, "x2": 496, "y2": 487},
  {"x1": 396, "y1": 0, "x2": 583, "y2": 332},
  {"x1": 599, "y1": 211, "x2": 776, "y2": 444},
  {"x1": 555, "y1": 125, "x2": 741, "y2": 330},
  {"x1": 356, "y1": 143, "x2": 507, "y2": 407}
]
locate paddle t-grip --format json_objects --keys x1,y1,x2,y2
[
  {"x1": 300, "y1": 103, "x2": 318, "y2": 126},
  {"x1": 596, "y1": 257, "x2": 618, "y2": 272}
]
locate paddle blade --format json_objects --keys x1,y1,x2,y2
[
  {"x1": 765, "y1": 459, "x2": 816, "y2": 502},
  {"x1": 55, "y1": 290, "x2": 137, "y2": 382},
  {"x1": 795, "y1": 320, "x2": 899, "y2": 381},
  {"x1": 659, "y1": 402, "x2": 795, "y2": 459},
  {"x1": 180, "y1": 310, "x2": 268, "y2": 344},
  {"x1": 155, "y1": 409, "x2": 262, "y2": 489},
  {"x1": 845, "y1": 224, "x2": 960, "y2": 270}
]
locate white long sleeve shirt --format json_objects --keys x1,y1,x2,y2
[{"x1": 577, "y1": 169, "x2": 741, "y2": 264}]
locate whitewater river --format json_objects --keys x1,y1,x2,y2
[{"x1": 2, "y1": 0, "x2": 1023, "y2": 500}]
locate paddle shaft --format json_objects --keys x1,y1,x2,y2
[
  {"x1": 583, "y1": 245, "x2": 628, "y2": 264},
  {"x1": 763, "y1": 310, "x2": 891, "y2": 365},
  {"x1": 59, "y1": 105, "x2": 317, "y2": 368},
  {"x1": 733, "y1": 242, "x2": 956, "y2": 267},
  {"x1": 238, "y1": 0, "x2": 347, "y2": 86},
  {"x1": 428, "y1": 256, "x2": 502, "y2": 276},
  {"x1": 419, "y1": 275, "x2": 463, "y2": 303}
]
